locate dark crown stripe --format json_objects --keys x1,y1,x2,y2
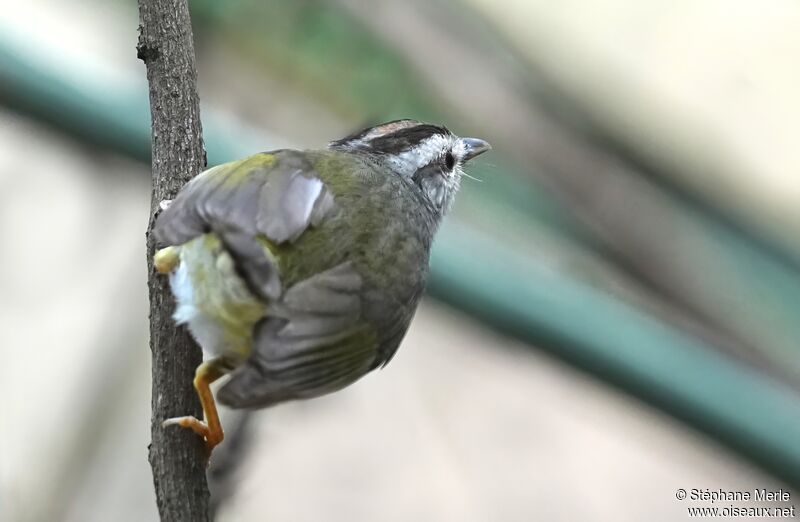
[
  {"x1": 368, "y1": 124, "x2": 451, "y2": 154},
  {"x1": 330, "y1": 119, "x2": 418, "y2": 146}
]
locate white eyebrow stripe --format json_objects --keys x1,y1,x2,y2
[{"x1": 386, "y1": 134, "x2": 457, "y2": 177}]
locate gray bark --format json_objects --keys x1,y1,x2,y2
[{"x1": 137, "y1": 0, "x2": 210, "y2": 520}]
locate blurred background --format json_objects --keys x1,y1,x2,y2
[{"x1": 2, "y1": 0, "x2": 800, "y2": 520}]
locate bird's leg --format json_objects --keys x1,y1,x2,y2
[{"x1": 163, "y1": 357, "x2": 229, "y2": 454}]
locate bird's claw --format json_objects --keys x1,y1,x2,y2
[{"x1": 163, "y1": 415, "x2": 222, "y2": 457}]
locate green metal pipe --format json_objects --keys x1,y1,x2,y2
[{"x1": 432, "y1": 222, "x2": 800, "y2": 485}]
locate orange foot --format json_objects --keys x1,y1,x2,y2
[
  {"x1": 163, "y1": 415, "x2": 223, "y2": 456},
  {"x1": 162, "y1": 358, "x2": 228, "y2": 456}
]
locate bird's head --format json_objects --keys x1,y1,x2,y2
[{"x1": 329, "y1": 119, "x2": 491, "y2": 214}]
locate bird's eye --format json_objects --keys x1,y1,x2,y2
[{"x1": 444, "y1": 151, "x2": 455, "y2": 170}]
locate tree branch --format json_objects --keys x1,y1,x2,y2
[{"x1": 137, "y1": 0, "x2": 210, "y2": 520}]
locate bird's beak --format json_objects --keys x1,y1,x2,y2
[{"x1": 461, "y1": 138, "x2": 492, "y2": 162}]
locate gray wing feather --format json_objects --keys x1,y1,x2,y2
[
  {"x1": 217, "y1": 261, "x2": 377, "y2": 409},
  {"x1": 282, "y1": 262, "x2": 362, "y2": 314},
  {"x1": 153, "y1": 151, "x2": 335, "y2": 300},
  {"x1": 258, "y1": 170, "x2": 323, "y2": 243}
]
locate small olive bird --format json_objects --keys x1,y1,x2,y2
[{"x1": 153, "y1": 119, "x2": 490, "y2": 452}]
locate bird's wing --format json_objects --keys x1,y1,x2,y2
[
  {"x1": 217, "y1": 261, "x2": 379, "y2": 408},
  {"x1": 157, "y1": 150, "x2": 380, "y2": 406},
  {"x1": 153, "y1": 150, "x2": 334, "y2": 300}
]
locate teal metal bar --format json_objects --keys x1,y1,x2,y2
[
  {"x1": 432, "y1": 222, "x2": 800, "y2": 484},
  {"x1": 0, "y1": 34, "x2": 261, "y2": 165}
]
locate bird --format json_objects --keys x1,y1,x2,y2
[{"x1": 152, "y1": 119, "x2": 491, "y2": 453}]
